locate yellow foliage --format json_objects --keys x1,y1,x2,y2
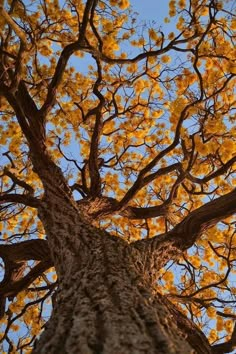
[
  {"x1": 148, "y1": 28, "x2": 159, "y2": 41},
  {"x1": 206, "y1": 307, "x2": 216, "y2": 318},
  {"x1": 161, "y1": 55, "x2": 171, "y2": 64},
  {"x1": 118, "y1": 0, "x2": 130, "y2": 10},
  {"x1": 216, "y1": 316, "x2": 224, "y2": 331},
  {"x1": 209, "y1": 329, "x2": 218, "y2": 343},
  {"x1": 228, "y1": 61, "x2": 236, "y2": 74},
  {"x1": 162, "y1": 271, "x2": 174, "y2": 282},
  {"x1": 103, "y1": 36, "x2": 120, "y2": 53},
  {"x1": 0, "y1": 0, "x2": 236, "y2": 350}
]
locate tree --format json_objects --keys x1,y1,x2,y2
[{"x1": 0, "y1": 0, "x2": 236, "y2": 352}]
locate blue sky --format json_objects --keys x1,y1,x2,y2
[
  {"x1": 130, "y1": 0, "x2": 169, "y2": 21},
  {"x1": 2, "y1": 1, "x2": 236, "y2": 352}
]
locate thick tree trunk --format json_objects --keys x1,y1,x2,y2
[
  {"x1": 21, "y1": 155, "x2": 212, "y2": 354},
  {"x1": 31, "y1": 184, "x2": 211, "y2": 354},
  {"x1": 33, "y1": 228, "x2": 190, "y2": 353}
]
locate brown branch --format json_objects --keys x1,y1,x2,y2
[
  {"x1": 114, "y1": 163, "x2": 182, "y2": 212},
  {"x1": 211, "y1": 323, "x2": 236, "y2": 354},
  {"x1": 0, "y1": 239, "x2": 50, "y2": 262},
  {"x1": 0, "y1": 193, "x2": 40, "y2": 208},
  {"x1": 0, "y1": 260, "x2": 53, "y2": 300},
  {"x1": 0, "y1": 239, "x2": 53, "y2": 318},
  {"x1": 133, "y1": 188, "x2": 236, "y2": 274},
  {"x1": 160, "y1": 295, "x2": 212, "y2": 354},
  {"x1": 3, "y1": 168, "x2": 34, "y2": 195},
  {"x1": 187, "y1": 156, "x2": 236, "y2": 184},
  {"x1": 84, "y1": 37, "x2": 196, "y2": 64},
  {"x1": 78, "y1": 0, "x2": 97, "y2": 43},
  {"x1": 76, "y1": 195, "x2": 169, "y2": 221},
  {"x1": 39, "y1": 42, "x2": 81, "y2": 116},
  {"x1": 3, "y1": 87, "x2": 46, "y2": 153},
  {"x1": 114, "y1": 100, "x2": 196, "y2": 211},
  {"x1": 0, "y1": 6, "x2": 28, "y2": 45},
  {"x1": 40, "y1": 0, "x2": 97, "y2": 116},
  {"x1": 120, "y1": 204, "x2": 168, "y2": 219},
  {"x1": 173, "y1": 188, "x2": 236, "y2": 248},
  {"x1": 15, "y1": 81, "x2": 45, "y2": 139},
  {"x1": 88, "y1": 59, "x2": 105, "y2": 197},
  {"x1": 1, "y1": 88, "x2": 32, "y2": 139},
  {"x1": 0, "y1": 7, "x2": 45, "y2": 144}
]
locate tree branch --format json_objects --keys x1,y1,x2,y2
[
  {"x1": 0, "y1": 239, "x2": 50, "y2": 262},
  {"x1": 0, "y1": 239, "x2": 53, "y2": 318},
  {"x1": 0, "y1": 193, "x2": 40, "y2": 208},
  {"x1": 88, "y1": 59, "x2": 105, "y2": 197},
  {"x1": 120, "y1": 204, "x2": 168, "y2": 219},
  {"x1": 133, "y1": 188, "x2": 236, "y2": 273},
  {"x1": 115, "y1": 163, "x2": 182, "y2": 212},
  {"x1": 3, "y1": 168, "x2": 34, "y2": 194},
  {"x1": 0, "y1": 6, "x2": 28, "y2": 46},
  {"x1": 173, "y1": 188, "x2": 236, "y2": 248},
  {"x1": 187, "y1": 156, "x2": 236, "y2": 185},
  {"x1": 160, "y1": 295, "x2": 212, "y2": 354},
  {"x1": 211, "y1": 323, "x2": 236, "y2": 353}
]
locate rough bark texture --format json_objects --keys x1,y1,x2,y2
[
  {"x1": 3, "y1": 148, "x2": 236, "y2": 353},
  {"x1": 28, "y1": 159, "x2": 211, "y2": 354},
  {"x1": 1, "y1": 1, "x2": 236, "y2": 352},
  {"x1": 34, "y1": 203, "x2": 193, "y2": 354}
]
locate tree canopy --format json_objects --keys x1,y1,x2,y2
[{"x1": 0, "y1": 0, "x2": 236, "y2": 352}]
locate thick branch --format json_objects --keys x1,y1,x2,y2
[
  {"x1": 2, "y1": 90, "x2": 32, "y2": 141},
  {"x1": 133, "y1": 188, "x2": 236, "y2": 272},
  {"x1": 120, "y1": 204, "x2": 168, "y2": 219},
  {"x1": 173, "y1": 188, "x2": 236, "y2": 248},
  {"x1": 0, "y1": 239, "x2": 53, "y2": 318},
  {"x1": 0, "y1": 259, "x2": 53, "y2": 318},
  {"x1": 0, "y1": 193, "x2": 40, "y2": 208},
  {"x1": 0, "y1": 239, "x2": 50, "y2": 262},
  {"x1": 211, "y1": 323, "x2": 236, "y2": 353},
  {"x1": 84, "y1": 37, "x2": 196, "y2": 64},
  {"x1": 115, "y1": 101, "x2": 195, "y2": 210},
  {"x1": 1, "y1": 81, "x2": 45, "y2": 152},
  {"x1": 15, "y1": 81, "x2": 45, "y2": 140},
  {"x1": 0, "y1": 260, "x2": 53, "y2": 298},
  {"x1": 3, "y1": 168, "x2": 34, "y2": 194},
  {"x1": 161, "y1": 295, "x2": 212, "y2": 354},
  {"x1": 78, "y1": 0, "x2": 96, "y2": 43},
  {"x1": 40, "y1": 0, "x2": 97, "y2": 116},
  {"x1": 40, "y1": 43, "x2": 80, "y2": 116},
  {"x1": 76, "y1": 195, "x2": 169, "y2": 221}
]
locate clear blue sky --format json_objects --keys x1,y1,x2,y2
[{"x1": 130, "y1": 1, "x2": 169, "y2": 22}]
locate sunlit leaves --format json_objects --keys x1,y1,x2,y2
[{"x1": 0, "y1": 0, "x2": 236, "y2": 351}]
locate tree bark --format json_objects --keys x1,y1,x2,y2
[
  {"x1": 32, "y1": 224, "x2": 191, "y2": 353},
  {"x1": 31, "y1": 180, "x2": 211, "y2": 354}
]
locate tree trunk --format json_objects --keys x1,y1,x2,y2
[
  {"x1": 31, "y1": 186, "x2": 211, "y2": 354},
  {"x1": 33, "y1": 227, "x2": 190, "y2": 353}
]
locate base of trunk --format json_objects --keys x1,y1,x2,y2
[{"x1": 32, "y1": 238, "x2": 197, "y2": 354}]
